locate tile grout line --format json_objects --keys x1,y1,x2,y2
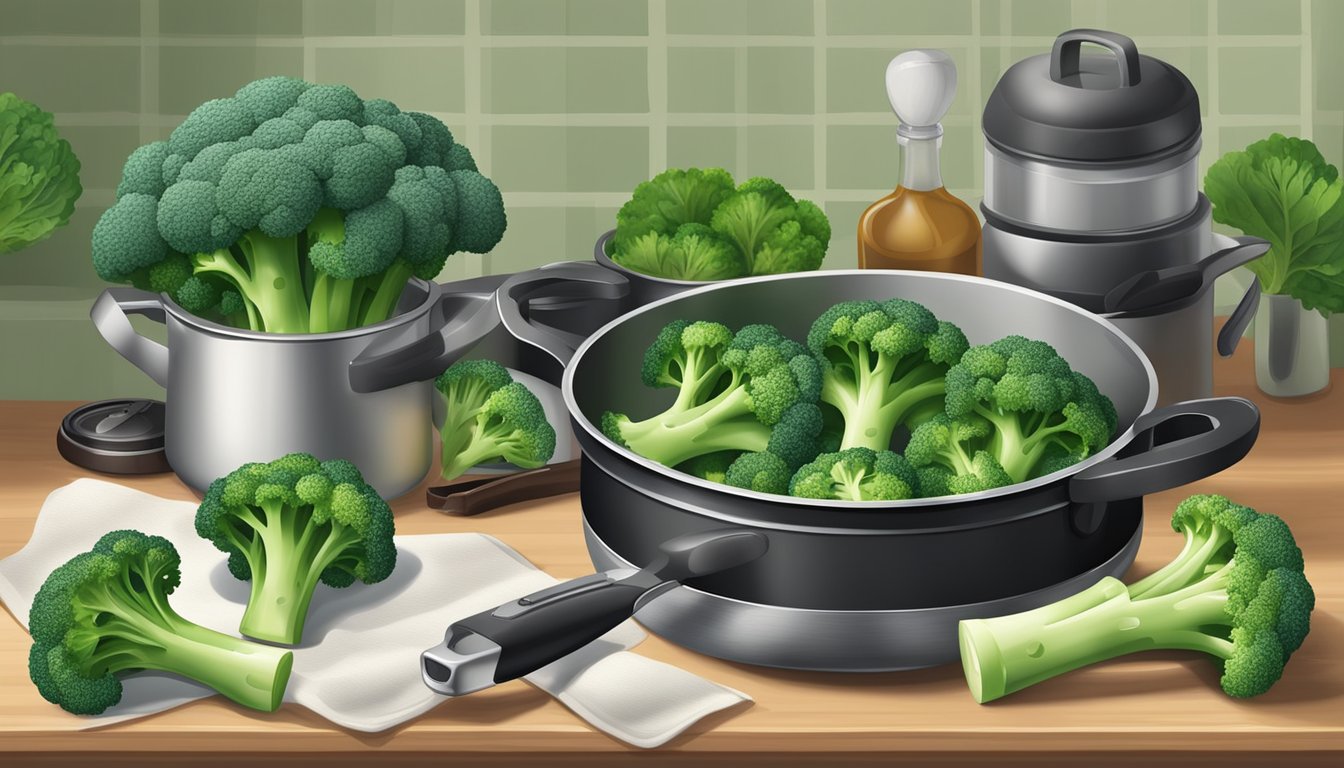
[
  {"x1": 969, "y1": 0, "x2": 982, "y2": 200},
  {"x1": 734, "y1": 44, "x2": 748, "y2": 181},
  {"x1": 1300, "y1": 0, "x2": 1313, "y2": 141},
  {"x1": 301, "y1": 0, "x2": 316, "y2": 80},
  {"x1": 813, "y1": 0, "x2": 826, "y2": 213},
  {"x1": 649, "y1": 0, "x2": 667, "y2": 177},
  {"x1": 1207, "y1": 0, "x2": 1218, "y2": 158},
  {"x1": 138, "y1": 0, "x2": 159, "y2": 145},
  {"x1": 464, "y1": 0, "x2": 484, "y2": 278}
]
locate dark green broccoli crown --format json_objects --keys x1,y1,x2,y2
[
  {"x1": 789, "y1": 446, "x2": 919, "y2": 501},
  {"x1": 600, "y1": 410, "x2": 631, "y2": 448},
  {"x1": 195, "y1": 452, "x2": 396, "y2": 586},
  {"x1": 722, "y1": 323, "x2": 820, "y2": 426},
  {"x1": 435, "y1": 358, "x2": 514, "y2": 398},
  {"x1": 639, "y1": 320, "x2": 733, "y2": 389},
  {"x1": 677, "y1": 451, "x2": 742, "y2": 484},
  {"x1": 766, "y1": 402, "x2": 824, "y2": 469},
  {"x1": 477, "y1": 382, "x2": 558, "y2": 466},
  {"x1": 724, "y1": 451, "x2": 792, "y2": 495},
  {"x1": 807, "y1": 298, "x2": 962, "y2": 372},
  {"x1": 614, "y1": 167, "x2": 736, "y2": 249}
]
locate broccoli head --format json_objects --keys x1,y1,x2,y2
[
  {"x1": 789, "y1": 447, "x2": 919, "y2": 501},
  {"x1": 808, "y1": 298, "x2": 969, "y2": 452},
  {"x1": 612, "y1": 223, "x2": 747, "y2": 281},
  {"x1": 0, "y1": 92, "x2": 83, "y2": 253},
  {"x1": 434, "y1": 363, "x2": 557, "y2": 480},
  {"x1": 710, "y1": 177, "x2": 829, "y2": 274},
  {"x1": 724, "y1": 451, "x2": 793, "y2": 495},
  {"x1": 959, "y1": 495, "x2": 1314, "y2": 703},
  {"x1": 614, "y1": 167, "x2": 736, "y2": 251},
  {"x1": 904, "y1": 413, "x2": 1015, "y2": 497},
  {"x1": 195, "y1": 453, "x2": 397, "y2": 645},
  {"x1": 28, "y1": 530, "x2": 293, "y2": 715},
  {"x1": 676, "y1": 451, "x2": 743, "y2": 484},
  {"x1": 602, "y1": 320, "x2": 823, "y2": 469},
  {"x1": 93, "y1": 76, "x2": 506, "y2": 334},
  {"x1": 940, "y1": 335, "x2": 1118, "y2": 484}
]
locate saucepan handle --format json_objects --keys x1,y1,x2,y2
[
  {"x1": 1068, "y1": 397, "x2": 1260, "y2": 504},
  {"x1": 90, "y1": 288, "x2": 170, "y2": 388},
  {"x1": 496, "y1": 261, "x2": 631, "y2": 385},
  {"x1": 422, "y1": 529, "x2": 766, "y2": 696}
]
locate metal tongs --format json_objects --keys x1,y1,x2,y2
[{"x1": 425, "y1": 459, "x2": 582, "y2": 516}]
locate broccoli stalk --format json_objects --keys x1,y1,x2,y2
[
  {"x1": 27, "y1": 530, "x2": 292, "y2": 715},
  {"x1": 195, "y1": 453, "x2": 397, "y2": 645},
  {"x1": 602, "y1": 321, "x2": 823, "y2": 470},
  {"x1": 959, "y1": 495, "x2": 1315, "y2": 703}
]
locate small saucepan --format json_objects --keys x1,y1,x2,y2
[{"x1": 421, "y1": 268, "x2": 1259, "y2": 694}]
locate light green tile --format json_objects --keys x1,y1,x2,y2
[
  {"x1": 1314, "y1": 0, "x2": 1344, "y2": 111},
  {"x1": 313, "y1": 46, "x2": 465, "y2": 112},
  {"x1": 1217, "y1": 48, "x2": 1300, "y2": 116},
  {"x1": 981, "y1": 47, "x2": 1011, "y2": 103},
  {"x1": 666, "y1": 0, "x2": 813, "y2": 35},
  {"x1": 940, "y1": 125, "x2": 976, "y2": 190},
  {"x1": 1217, "y1": 125, "x2": 1302, "y2": 158},
  {"x1": 159, "y1": 0, "x2": 303, "y2": 35},
  {"x1": 306, "y1": 0, "x2": 466, "y2": 35},
  {"x1": 1218, "y1": 0, "x2": 1301, "y2": 35},
  {"x1": 1104, "y1": 0, "x2": 1206, "y2": 36},
  {"x1": 0, "y1": 207, "x2": 103, "y2": 291},
  {"x1": 484, "y1": 207, "x2": 566, "y2": 273},
  {"x1": 668, "y1": 48, "x2": 737, "y2": 113},
  {"x1": 566, "y1": 206, "x2": 620, "y2": 260},
  {"x1": 1141, "y1": 46, "x2": 1210, "y2": 117},
  {"x1": 1008, "y1": 0, "x2": 1070, "y2": 35},
  {"x1": 742, "y1": 125, "x2": 812, "y2": 190},
  {"x1": 59, "y1": 126, "x2": 143, "y2": 194},
  {"x1": 0, "y1": 44, "x2": 139, "y2": 113},
  {"x1": 485, "y1": 0, "x2": 648, "y2": 35},
  {"x1": 827, "y1": 125, "x2": 898, "y2": 190},
  {"x1": 827, "y1": 0, "x2": 972, "y2": 36},
  {"x1": 746, "y1": 47, "x2": 813, "y2": 114},
  {"x1": 565, "y1": 48, "x2": 649, "y2": 113},
  {"x1": 158, "y1": 46, "x2": 304, "y2": 114},
  {"x1": 666, "y1": 127, "x2": 737, "y2": 171},
  {"x1": 822, "y1": 201, "x2": 866, "y2": 269},
  {"x1": 0, "y1": 0, "x2": 141, "y2": 36},
  {"x1": 484, "y1": 47, "x2": 567, "y2": 114},
  {"x1": 490, "y1": 126, "x2": 568, "y2": 191},
  {"x1": 567, "y1": 127, "x2": 649, "y2": 192},
  {"x1": 827, "y1": 47, "x2": 971, "y2": 116},
  {"x1": 1311, "y1": 120, "x2": 1344, "y2": 169},
  {"x1": 978, "y1": 0, "x2": 1002, "y2": 33}
]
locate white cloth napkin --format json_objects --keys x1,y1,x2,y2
[{"x1": 0, "y1": 480, "x2": 750, "y2": 747}]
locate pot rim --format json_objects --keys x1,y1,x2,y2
[
  {"x1": 562, "y1": 269, "x2": 1160, "y2": 511},
  {"x1": 154, "y1": 277, "x2": 440, "y2": 341}
]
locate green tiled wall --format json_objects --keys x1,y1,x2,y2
[{"x1": 0, "y1": 0, "x2": 1341, "y2": 399}]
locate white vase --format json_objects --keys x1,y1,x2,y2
[{"x1": 1254, "y1": 293, "x2": 1331, "y2": 397}]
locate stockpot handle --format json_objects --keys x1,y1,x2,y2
[
  {"x1": 348, "y1": 274, "x2": 508, "y2": 394},
  {"x1": 1051, "y1": 29, "x2": 1141, "y2": 87},
  {"x1": 1218, "y1": 276, "x2": 1261, "y2": 358},
  {"x1": 496, "y1": 261, "x2": 630, "y2": 385},
  {"x1": 1068, "y1": 397, "x2": 1260, "y2": 504},
  {"x1": 421, "y1": 529, "x2": 767, "y2": 697},
  {"x1": 90, "y1": 288, "x2": 170, "y2": 389}
]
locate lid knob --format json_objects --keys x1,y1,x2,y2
[{"x1": 886, "y1": 50, "x2": 957, "y2": 140}]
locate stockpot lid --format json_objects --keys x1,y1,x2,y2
[{"x1": 982, "y1": 28, "x2": 1201, "y2": 162}]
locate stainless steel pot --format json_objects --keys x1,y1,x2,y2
[
  {"x1": 981, "y1": 29, "x2": 1203, "y2": 233},
  {"x1": 90, "y1": 271, "x2": 629, "y2": 498},
  {"x1": 420, "y1": 270, "x2": 1259, "y2": 692}
]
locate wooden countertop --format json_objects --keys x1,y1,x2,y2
[{"x1": 1, "y1": 340, "x2": 1342, "y2": 767}]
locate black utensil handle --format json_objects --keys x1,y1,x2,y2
[
  {"x1": 425, "y1": 459, "x2": 582, "y2": 515},
  {"x1": 1218, "y1": 277, "x2": 1260, "y2": 357},
  {"x1": 1068, "y1": 397, "x2": 1260, "y2": 503},
  {"x1": 496, "y1": 261, "x2": 630, "y2": 384},
  {"x1": 1051, "y1": 29, "x2": 1141, "y2": 87}
]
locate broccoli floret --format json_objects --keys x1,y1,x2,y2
[
  {"x1": 602, "y1": 321, "x2": 822, "y2": 469},
  {"x1": 959, "y1": 495, "x2": 1315, "y2": 703},
  {"x1": 92, "y1": 76, "x2": 506, "y2": 334},
  {"x1": 808, "y1": 299, "x2": 969, "y2": 452},
  {"x1": 614, "y1": 167, "x2": 736, "y2": 251},
  {"x1": 612, "y1": 223, "x2": 747, "y2": 281},
  {"x1": 27, "y1": 530, "x2": 293, "y2": 715},
  {"x1": 710, "y1": 177, "x2": 828, "y2": 274},
  {"x1": 724, "y1": 451, "x2": 793, "y2": 495},
  {"x1": 939, "y1": 335, "x2": 1118, "y2": 484},
  {"x1": 437, "y1": 380, "x2": 557, "y2": 481},
  {"x1": 194, "y1": 453, "x2": 397, "y2": 645},
  {"x1": 904, "y1": 414, "x2": 1015, "y2": 496},
  {"x1": 788, "y1": 447, "x2": 919, "y2": 501},
  {"x1": 676, "y1": 451, "x2": 742, "y2": 484}
]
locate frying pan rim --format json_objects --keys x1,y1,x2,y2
[{"x1": 562, "y1": 269, "x2": 1160, "y2": 510}]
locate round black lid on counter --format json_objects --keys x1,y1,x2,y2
[
  {"x1": 57, "y1": 399, "x2": 172, "y2": 475},
  {"x1": 982, "y1": 29, "x2": 1201, "y2": 163}
]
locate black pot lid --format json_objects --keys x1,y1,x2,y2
[
  {"x1": 983, "y1": 28, "x2": 1201, "y2": 162},
  {"x1": 57, "y1": 399, "x2": 171, "y2": 475}
]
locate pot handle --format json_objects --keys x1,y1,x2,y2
[
  {"x1": 1068, "y1": 397, "x2": 1260, "y2": 504},
  {"x1": 1051, "y1": 29, "x2": 1141, "y2": 87},
  {"x1": 90, "y1": 288, "x2": 170, "y2": 389},
  {"x1": 1217, "y1": 277, "x2": 1260, "y2": 357},
  {"x1": 496, "y1": 261, "x2": 630, "y2": 385},
  {"x1": 421, "y1": 529, "x2": 767, "y2": 696},
  {"x1": 348, "y1": 274, "x2": 508, "y2": 394}
]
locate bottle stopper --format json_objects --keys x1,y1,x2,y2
[{"x1": 886, "y1": 50, "x2": 957, "y2": 142}]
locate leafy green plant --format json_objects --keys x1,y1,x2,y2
[
  {"x1": 1205, "y1": 134, "x2": 1344, "y2": 314},
  {"x1": 0, "y1": 92, "x2": 82, "y2": 253},
  {"x1": 92, "y1": 77, "x2": 506, "y2": 333}
]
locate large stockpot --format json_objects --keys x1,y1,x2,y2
[
  {"x1": 981, "y1": 29, "x2": 1203, "y2": 233},
  {"x1": 420, "y1": 270, "x2": 1259, "y2": 693},
  {"x1": 90, "y1": 272, "x2": 627, "y2": 498}
]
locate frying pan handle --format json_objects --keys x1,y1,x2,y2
[
  {"x1": 421, "y1": 529, "x2": 766, "y2": 696},
  {"x1": 496, "y1": 262, "x2": 630, "y2": 385},
  {"x1": 1068, "y1": 397, "x2": 1260, "y2": 504}
]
